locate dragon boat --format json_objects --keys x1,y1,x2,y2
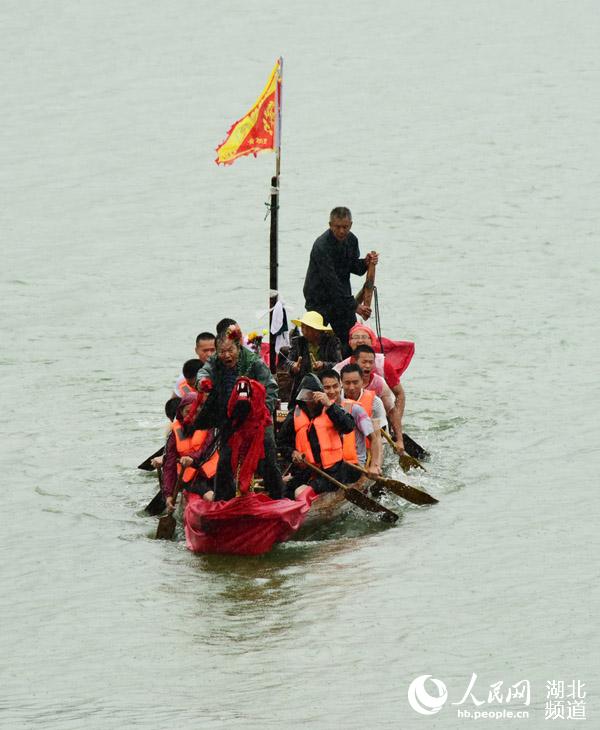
[
  {"x1": 145, "y1": 318, "x2": 429, "y2": 553},
  {"x1": 183, "y1": 490, "x2": 310, "y2": 556},
  {"x1": 182, "y1": 474, "x2": 370, "y2": 556}
]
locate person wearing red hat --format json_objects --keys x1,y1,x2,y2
[{"x1": 335, "y1": 324, "x2": 407, "y2": 452}]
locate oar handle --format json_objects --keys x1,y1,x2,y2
[
  {"x1": 168, "y1": 467, "x2": 187, "y2": 513},
  {"x1": 343, "y1": 461, "x2": 376, "y2": 480},
  {"x1": 301, "y1": 458, "x2": 399, "y2": 521},
  {"x1": 361, "y1": 261, "x2": 376, "y2": 309},
  {"x1": 343, "y1": 460, "x2": 411, "y2": 491},
  {"x1": 380, "y1": 427, "x2": 396, "y2": 449},
  {"x1": 301, "y1": 458, "x2": 349, "y2": 491},
  {"x1": 381, "y1": 427, "x2": 425, "y2": 469}
]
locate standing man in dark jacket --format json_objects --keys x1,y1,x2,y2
[{"x1": 303, "y1": 206, "x2": 379, "y2": 353}]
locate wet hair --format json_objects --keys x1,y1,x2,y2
[
  {"x1": 195, "y1": 331, "x2": 215, "y2": 344},
  {"x1": 329, "y1": 206, "x2": 352, "y2": 221},
  {"x1": 340, "y1": 363, "x2": 363, "y2": 379},
  {"x1": 165, "y1": 396, "x2": 181, "y2": 422},
  {"x1": 353, "y1": 344, "x2": 376, "y2": 358},
  {"x1": 319, "y1": 369, "x2": 340, "y2": 383},
  {"x1": 182, "y1": 358, "x2": 203, "y2": 379},
  {"x1": 215, "y1": 318, "x2": 237, "y2": 336}
]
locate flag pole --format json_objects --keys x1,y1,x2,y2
[{"x1": 268, "y1": 57, "x2": 283, "y2": 375}]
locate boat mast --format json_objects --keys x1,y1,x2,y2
[{"x1": 268, "y1": 57, "x2": 283, "y2": 375}]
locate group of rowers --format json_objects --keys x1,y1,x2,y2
[{"x1": 152, "y1": 206, "x2": 408, "y2": 511}]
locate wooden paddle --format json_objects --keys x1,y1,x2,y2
[
  {"x1": 155, "y1": 511, "x2": 176, "y2": 540},
  {"x1": 345, "y1": 462, "x2": 438, "y2": 506},
  {"x1": 301, "y1": 458, "x2": 398, "y2": 523},
  {"x1": 138, "y1": 445, "x2": 165, "y2": 471},
  {"x1": 144, "y1": 465, "x2": 166, "y2": 516},
  {"x1": 362, "y1": 260, "x2": 376, "y2": 310},
  {"x1": 381, "y1": 428, "x2": 426, "y2": 473},
  {"x1": 354, "y1": 260, "x2": 376, "y2": 309},
  {"x1": 403, "y1": 433, "x2": 430, "y2": 461},
  {"x1": 155, "y1": 468, "x2": 185, "y2": 540}
]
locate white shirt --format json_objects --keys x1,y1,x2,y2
[{"x1": 173, "y1": 373, "x2": 186, "y2": 397}]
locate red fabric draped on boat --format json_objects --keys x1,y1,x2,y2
[
  {"x1": 376, "y1": 337, "x2": 415, "y2": 378},
  {"x1": 260, "y1": 342, "x2": 271, "y2": 367},
  {"x1": 347, "y1": 323, "x2": 415, "y2": 379},
  {"x1": 184, "y1": 492, "x2": 312, "y2": 555}
]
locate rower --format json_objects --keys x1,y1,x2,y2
[
  {"x1": 353, "y1": 345, "x2": 395, "y2": 408},
  {"x1": 344, "y1": 324, "x2": 400, "y2": 388},
  {"x1": 149, "y1": 396, "x2": 181, "y2": 470},
  {"x1": 287, "y1": 311, "x2": 342, "y2": 403},
  {"x1": 174, "y1": 358, "x2": 202, "y2": 398},
  {"x1": 277, "y1": 373, "x2": 355, "y2": 500},
  {"x1": 336, "y1": 328, "x2": 407, "y2": 453},
  {"x1": 319, "y1": 369, "x2": 382, "y2": 480},
  {"x1": 353, "y1": 345, "x2": 404, "y2": 451},
  {"x1": 340, "y1": 364, "x2": 387, "y2": 455},
  {"x1": 161, "y1": 393, "x2": 219, "y2": 510},
  {"x1": 172, "y1": 332, "x2": 216, "y2": 397}
]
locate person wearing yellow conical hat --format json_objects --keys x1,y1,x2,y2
[{"x1": 287, "y1": 311, "x2": 342, "y2": 404}]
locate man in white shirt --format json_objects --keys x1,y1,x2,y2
[
  {"x1": 353, "y1": 345, "x2": 404, "y2": 452},
  {"x1": 340, "y1": 363, "x2": 387, "y2": 478},
  {"x1": 320, "y1": 369, "x2": 382, "y2": 477}
]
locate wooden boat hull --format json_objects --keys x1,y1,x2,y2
[
  {"x1": 292, "y1": 475, "x2": 369, "y2": 540},
  {"x1": 292, "y1": 489, "x2": 348, "y2": 539}
]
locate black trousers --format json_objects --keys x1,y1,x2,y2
[
  {"x1": 312, "y1": 305, "x2": 356, "y2": 358},
  {"x1": 284, "y1": 460, "x2": 350, "y2": 497},
  {"x1": 214, "y1": 426, "x2": 284, "y2": 501}
]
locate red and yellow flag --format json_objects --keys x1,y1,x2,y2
[{"x1": 215, "y1": 59, "x2": 282, "y2": 166}]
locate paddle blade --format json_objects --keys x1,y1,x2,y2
[
  {"x1": 399, "y1": 453, "x2": 426, "y2": 473},
  {"x1": 138, "y1": 445, "x2": 165, "y2": 471},
  {"x1": 342, "y1": 487, "x2": 398, "y2": 523},
  {"x1": 156, "y1": 514, "x2": 176, "y2": 540},
  {"x1": 377, "y1": 477, "x2": 438, "y2": 506},
  {"x1": 145, "y1": 491, "x2": 166, "y2": 516},
  {"x1": 403, "y1": 433, "x2": 429, "y2": 460}
]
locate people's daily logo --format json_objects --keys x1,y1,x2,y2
[
  {"x1": 407, "y1": 673, "x2": 587, "y2": 722},
  {"x1": 407, "y1": 675, "x2": 448, "y2": 715}
]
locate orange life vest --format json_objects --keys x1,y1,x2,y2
[
  {"x1": 341, "y1": 399, "x2": 359, "y2": 464},
  {"x1": 293, "y1": 406, "x2": 343, "y2": 469},
  {"x1": 179, "y1": 381, "x2": 197, "y2": 396},
  {"x1": 357, "y1": 388, "x2": 375, "y2": 417},
  {"x1": 172, "y1": 420, "x2": 219, "y2": 482}
]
